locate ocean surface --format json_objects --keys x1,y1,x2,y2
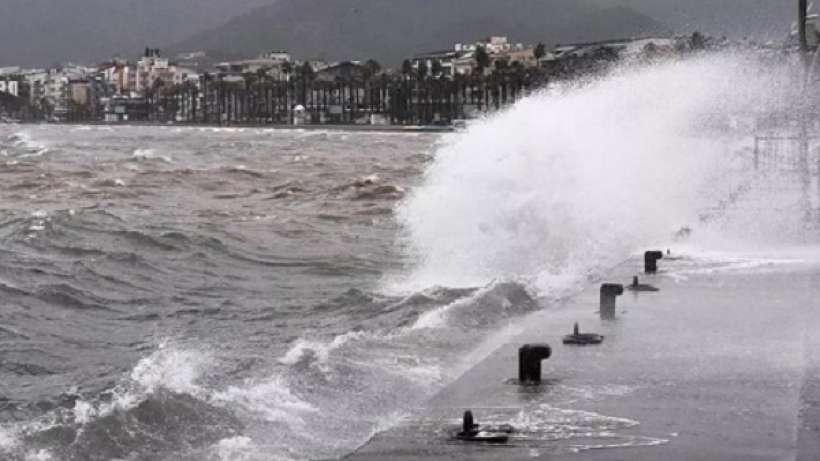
[
  {"x1": 1, "y1": 55, "x2": 818, "y2": 461},
  {"x1": 0, "y1": 124, "x2": 487, "y2": 461}
]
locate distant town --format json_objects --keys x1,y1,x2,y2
[{"x1": 0, "y1": 33, "x2": 799, "y2": 126}]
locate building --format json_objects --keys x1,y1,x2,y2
[
  {"x1": 100, "y1": 61, "x2": 137, "y2": 96},
  {"x1": 0, "y1": 67, "x2": 21, "y2": 77},
  {"x1": 549, "y1": 37, "x2": 676, "y2": 62},
  {"x1": 494, "y1": 47, "x2": 539, "y2": 68},
  {"x1": 411, "y1": 36, "x2": 531, "y2": 78},
  {"x1": 45, "y1": 69, "x2": 70, "y2": 118},
  {"x1": 455, "y1": 36, "x2": 524, "y2": 55},
  {"x1": 261, "y1": 50, "x2": 291, "y2": 63},
  {"x1": 215, "y1": 50, "x2": 293, "y2": 80},
  {"x1": 136, "y1": 52, "x2": 172, "y2": 94},
  {"x1": 103, "y1": 95, "x2": 148, "y2": 122},
  {"x1": 411, "y1": 50, "x2": 462, "y2": 77},
  {"x1": 23, "y1": 71, "x2": 48, "y2": 107},
  {"x1": 314, "y1": 61, "x2": 366, "y2": 82},
  {"x1": 0, "y1": 80, "x2": 19, "y2": 97}
]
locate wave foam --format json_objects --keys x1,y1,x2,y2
[
  {"x1": 396, "y1": 54, "x2": 793, "y2": 294},
  {"x1": 132, "y1": 148, "x2": 172, "y2": 163}
]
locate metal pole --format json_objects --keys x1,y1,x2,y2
[
  {"x1": 800, "y1": 0, "x2": 809, "y2": 53},
  {"x1": 798, "y1": 0, "x2": 812, "y2": 221}
]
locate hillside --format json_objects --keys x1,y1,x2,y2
[
  {"x1": 171, "y1": 0, "x2": 665, "y2": 64},
  {"x1": 620, "y1": 0, "x2": 793, "y2": 40},
  {"x1": 0, "y1": 0, "x2": 272, "y2": 67}
]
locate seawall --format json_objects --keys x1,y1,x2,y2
[{"x1": 347, "y1": 251, "x2": 820, "y2": 460}]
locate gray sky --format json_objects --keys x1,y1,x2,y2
[{"x1": 0, "y1": 0, "x2": 800, "y2": 68}]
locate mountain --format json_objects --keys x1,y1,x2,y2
[
  {"x1": 0, "y1": 0, "x2": 798, "y2": 69},
  {"x1": 171, "y1": 0, "x2": 665, "y2": 65},
  {"x1": 0, "y1": 0, "x2": 273, "y2": 67},
  {"x1": 619, "y1": 0, "x2": 794, "y2": 40}
]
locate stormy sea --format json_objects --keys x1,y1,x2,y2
[{"x1": 0, "y1": 54, "x2": 817, "y2": 460}]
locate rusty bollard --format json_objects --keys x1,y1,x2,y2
[
  {"x1": 600, "y1": 283, "x2": 624, "y2": 320},
  {"x1": 518, "y1": 344, "x2": 552, "y2": 384},
  {"x1": 644, "y1": 250, "x2": 664, "y2": 274}
]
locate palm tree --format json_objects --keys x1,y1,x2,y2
[
  {"x1": 431, "y1": 59, "x2": 444, "y2": 79},
  {"x1": 299, "y1": 62, "x2": 315, "y2": 107},
  {"x1": 363, "y1": 59, "x2": 381, "y2": 81},
  {"x1": 281, "y1": 61, "x2": 293, "y2": 81},
  {"x1": 475, "y1": 46, "x2": 490, "y2": 75},
  {"x1": 416, "y1": 61, "x2": 427, "y2": 81},
  {"x1": 402, "y1": 59, "x2": 413, "y2": 78},
  {"x1": 201, "y1": 72, "x2": 213, "y2": 123},
  {"x1": 534, "y1": 42, "x2": 547, "y2": 60},
  {"x1": 256, "y1": 68, "x2": 270, "y2": 122},
  {"x1": 690, "y1": 31, "x2": 707, "y2": 50}
]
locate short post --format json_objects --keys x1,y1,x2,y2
[
  {"x1": 644, "y1": 251, "x2": 664, "y2": 274},
  {"x1": 462, "y1": 410, "x2": 476, "y2": 435},
  {"x1": 518, "y1": 344, "x2": 552, "y2": 384},
  {"x1": 600, "y1": 283, "x2": 624, "y2": 320}
]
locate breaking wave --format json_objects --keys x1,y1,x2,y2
[{"x1": 395, "y1": 53, "x2": 795, "y2": 293}]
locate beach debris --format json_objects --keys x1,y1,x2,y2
[
  {"x1": 455, "y1": 410, "x2": 512, "y2": 444},
  {"x1": 627, "y1": 276, "x2": 659, "y2": 292},
  {"x1": 563, "y1": 323, "x2": 604, "y2": 345},
  {"x1": 518, "y1": 343, "x2": 552, "y2": 384},
  {"x1": 644, "y1": 250, "x2": 664, "y2": 274},
  {"x1": 600, "y1": 283, "x2": 624, "y2": 320}
]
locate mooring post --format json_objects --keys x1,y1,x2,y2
[
  {"x1": 518, "y1": 344, "x2": 552, "y2": 384},
  {"x1": 600, "y1": 283, "x2": 624, "y2": 320},
  {"x1": 644, "y1": 251, "x2": 664, "y2": 274},
  {"x1": 462, "y1": 410, "x2": 476, "y2": 435}
]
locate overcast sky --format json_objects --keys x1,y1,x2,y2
[{"x1": 0, "y1": 0, "x2": 799, "y2": 67}]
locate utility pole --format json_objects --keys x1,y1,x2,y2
[
  {"x1": 800, "y1": 0, "x2": 809, "y2": 53},
  {"x1": 798, "y1": 0, "x2": 813, "y2": 222}
]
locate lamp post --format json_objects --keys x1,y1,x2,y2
[
  {"x1": 797, "y1": 0, "x2": 812, "y2": 223},
  {"x1": 800, "y1": 0, "x2": 809, "y2": 53}
]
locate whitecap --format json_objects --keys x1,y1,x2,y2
[{"x1": 211, "y1": 375, "x2": 318, "y2": 426}]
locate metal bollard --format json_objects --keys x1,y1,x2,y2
[
  {"x1": 518, "y1": 344, "x2": 552, "y2": 384},
  {"x1": 644, "y1": 251, "x2": 664, "y2": 274},
  {"x1": 600, "y1": 283, "x2": 624, "y2": 320},
  {"x1": 462, "y1": 410, "x2": 477, "y2": 436}
]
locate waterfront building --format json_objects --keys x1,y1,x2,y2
[
  {"x1": 494, "y1": 47, "x2": 539, "y2": 68},
  {"x1": 412, "y1": 36, "x2": 531, "y2": 78},
  {"x1": 215, "y1": 49, "x2": 293, "y2": 80},
  {"x1": 136, "y1": 52, "x2": 172, "y2": 94},
  {"x1": 411, "y1": 50, "x2": 462, "y2": 77},
  {"x1": 314, "y1": 61, "x2": 366, "y2": 82},
  {"x1": 100, "y1": 61, "x2": 138, "y2": 96},
  {"x1": 0, "y1": 80, "x2": 19, "y2": 97}
]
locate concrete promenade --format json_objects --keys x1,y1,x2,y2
[{"x1": 348, "y1": 252, "x2": 820, "y2": 460}]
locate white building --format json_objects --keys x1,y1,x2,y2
[
  {"x1": 0, "y1": 80, "x2": 19, "y2": 97},
  {"x1": 0, "y1": 67, "x2": 21, "y2": 77},
  {"x1": 261, "y1": 50, "x2": 291, "y2": 63},
  {"x1": 136, "y1": 55, "x2": 171, "y2": 94},
  {"x1": 23, "y1": 71, "x2": 48, "y2": 104}
]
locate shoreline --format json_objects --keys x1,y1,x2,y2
[
  {"x1": 1, "y1": 120, "x2": 457, "y2": 134},
  {"x1": 347, "y1": 254, "x2": 820, "y2": 460}
]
